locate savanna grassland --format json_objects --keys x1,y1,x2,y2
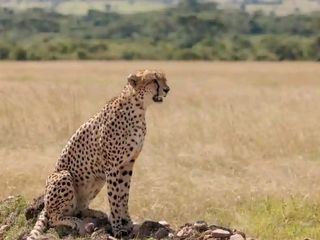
[{"x1": 1, "y1": 61, "x2": 320, "y2": 240}]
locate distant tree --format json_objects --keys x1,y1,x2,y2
[
  {"x1": 0, "y1": 3, "x2": 318, "y2": 61},
  {"x1": 122, "y1": 51, "x2": 136, "y2": 60},
  {"x1": 172, "y1": 49, "x2": 201, "y2": 60},
  {"x1": 77, "y1": 50, "x2": 88, "y2": 60},
  {"x1": 249, "y1": 11, "x2": 267, "y2": 34},
  {"x1": 308, "y1": 35, "x2": 320, "y2": 60},
  {"x1": 28, "y1": 52, "x2": 41, "y2": 60},
  {"x1": 0, "y1": 46, "x2": 9, "y2": 59},
  {"x1": 273, "y1": 40, "x2": 305, "y2": 60},
  {"x1": 179, "y1": 0, "x2": 200, "y2": 11},
  {"x1": 11, "y1": 48, "x2": 27, "y2": 60}
]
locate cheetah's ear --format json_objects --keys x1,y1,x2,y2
[{"x1": 127, "y1": 73, "x2": 140, "y2": 87}]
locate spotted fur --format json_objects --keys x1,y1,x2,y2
[{"x1": 27, "y1": 69, "x2": 170, "y2": 239}]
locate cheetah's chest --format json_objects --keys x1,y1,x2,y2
[
  {"x1": 103, "y1": 118, "x2": 146, "y2": 165},
  {"x1": 129, "y1": 125, "x2": 146, "y2": 159}
]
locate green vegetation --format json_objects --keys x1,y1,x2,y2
[
  {"x1": 3, "y1": 0, "x2": 320, "y2": 16},
  {"x1": 0, "y1": 196, "x2": 30, "y2": 240},
  {"x1": 1, "y1": 0, "x2": 171, "y2": 15},
  {"x1": 0, "y1": 0, "x2": 319, "y2": 60},
  {"x1": 0, "y1": 196, "x2": 86, "y2": 240},
  {"x1": 1, "y1": 196, "x2": 320, "y2": 239},
  {"x1": 238, "y1": 197, "x2": 320, "y2": 239}
]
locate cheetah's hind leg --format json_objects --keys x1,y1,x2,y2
[{"x1": 45, "y1": 171, "x2": 87, "y2": 236}]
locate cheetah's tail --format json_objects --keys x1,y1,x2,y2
[{"x1": 26, "y1": 210, "x2": 48, "y2": 240}]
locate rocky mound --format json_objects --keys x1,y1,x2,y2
[{"x1": 0, "y1": 196, "x2": 251, "y2": 240}]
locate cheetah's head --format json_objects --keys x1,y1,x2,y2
[{"x1": 127, "y1": 69, "x2": 170, "y2": 104}]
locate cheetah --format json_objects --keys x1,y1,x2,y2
[{"x1": 26, "y1": 69, "x2": 170, "y2": 239}]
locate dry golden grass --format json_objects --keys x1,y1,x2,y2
[{"x1": 1, "y1": 61, "x2": 320, "y2": 239}]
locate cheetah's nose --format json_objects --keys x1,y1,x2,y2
[{"x1": 164, "y1": 87, "x2": 170, "y2": 94}]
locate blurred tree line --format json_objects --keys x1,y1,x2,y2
[{"x1": 0, "y1": 0, "x2": 319, "y2": 60}]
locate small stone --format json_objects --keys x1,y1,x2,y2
[
  {"x1": 194, "y1": 221, "x2": 208, "y2": 232},
  {"x1": 204, "y1": 230, "x2": 213, "y2": 235},
  {"x1": 230, "y1": 233, "x2": 246, "y2": 240},
  {"x1": 203, "y1": 230, "x2": 214, "y2": 240},
  {"x1": 176, "y1": 226, "x2": 193, "y2": 238},
  {"x1": 85, "y1": 223, "x2": 95, "y2": 233},
  {"x1": 211, "y1": 229, "x2": 232, "y2": 238},
  {"x1": 0, "y1": 225, "x2": 9, "y2": 233},
  {"x1": 136, "y1": 220, "x2": 164, "y2": 238},
  {"x1": 203, "y1": 236, "x2": 215, "y2": 240},
  {"x1": 168, "y1": 233, "x2": 174, "y2": 238},
  {"x1": 176, "y1": 229, "x2": 185, "y2": 237},
  {"x1": 0, "y1": 225, "x2": 9, "y2": 239},
  {"x1": 234, "y1": 230, "x2": 246, "y2": 239},
  {"x1": 159, "y1": 220, "x2": 170, "y2": 227},
  {"x1": 208, "y1": 225, "x2": 218, "y2": 230}
]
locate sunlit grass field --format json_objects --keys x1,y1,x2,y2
[{"x1": 0, "y1": 61, "x2": 320, "y2": 239}]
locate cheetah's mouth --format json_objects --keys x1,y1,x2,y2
[
  {"x1": 153, "y1": 95, "x2": 163, "y2": 103},
  {"x1": 153, "y1": 80, "x2": 164, "y2": 103}
]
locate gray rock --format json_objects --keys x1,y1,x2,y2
[
  {"x1": 233, "y1": 230, "x2": 246, "y2": 239},
  {"x1": 211, "y1": 229, "x2": 232, "y2": 238},
  {"x1": 193, "y1": 221, "x2": 208, "y2": 232},
  {"x1": 159, "y1": 220, "x2": 170, "y2": 228},
  {"x1": 203, "y1": 230, "x2": 213, "y2": 235},
  {"x1": 135, "y1": 220, "x2": 166, "y2": 239},
  {"x1": 203, "y1": 235, "x2": 216, "y2": 240},
  {"x1": 0, "y1": 224, "x2": 9, "y2": 233},
  {"x1": 230, "y1": 233, "x2": 246, "y2": 240},
  {"x1": 176, "y1": 225, "x2": 193, "y2": 238},
  {"x1": 168, "y1": 232, "x2": 174, "y2": 238},
  {"x1": 154, "y1": 227, "x2": 170, "y2": 239}
]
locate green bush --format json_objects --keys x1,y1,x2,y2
[
  {"x1": 0, "y1": 45, "x2": 10, "y2": 59},
  {"x1": 77, "y1": 50, "x2": 88, "y2": 59},
  {"x1": 0, "y1": 3, "x2": 319, "y2": 61},
  {"x1": 11, "y1": 48, "x2": 27, "y2": 60}
]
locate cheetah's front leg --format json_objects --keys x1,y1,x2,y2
[{"x1": 107, "y1": 161, "x2": 134, "y2": 237}]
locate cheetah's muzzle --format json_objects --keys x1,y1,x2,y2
[{"x1": 153, "y1": 95, "x2": 163, "y2": 102}]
